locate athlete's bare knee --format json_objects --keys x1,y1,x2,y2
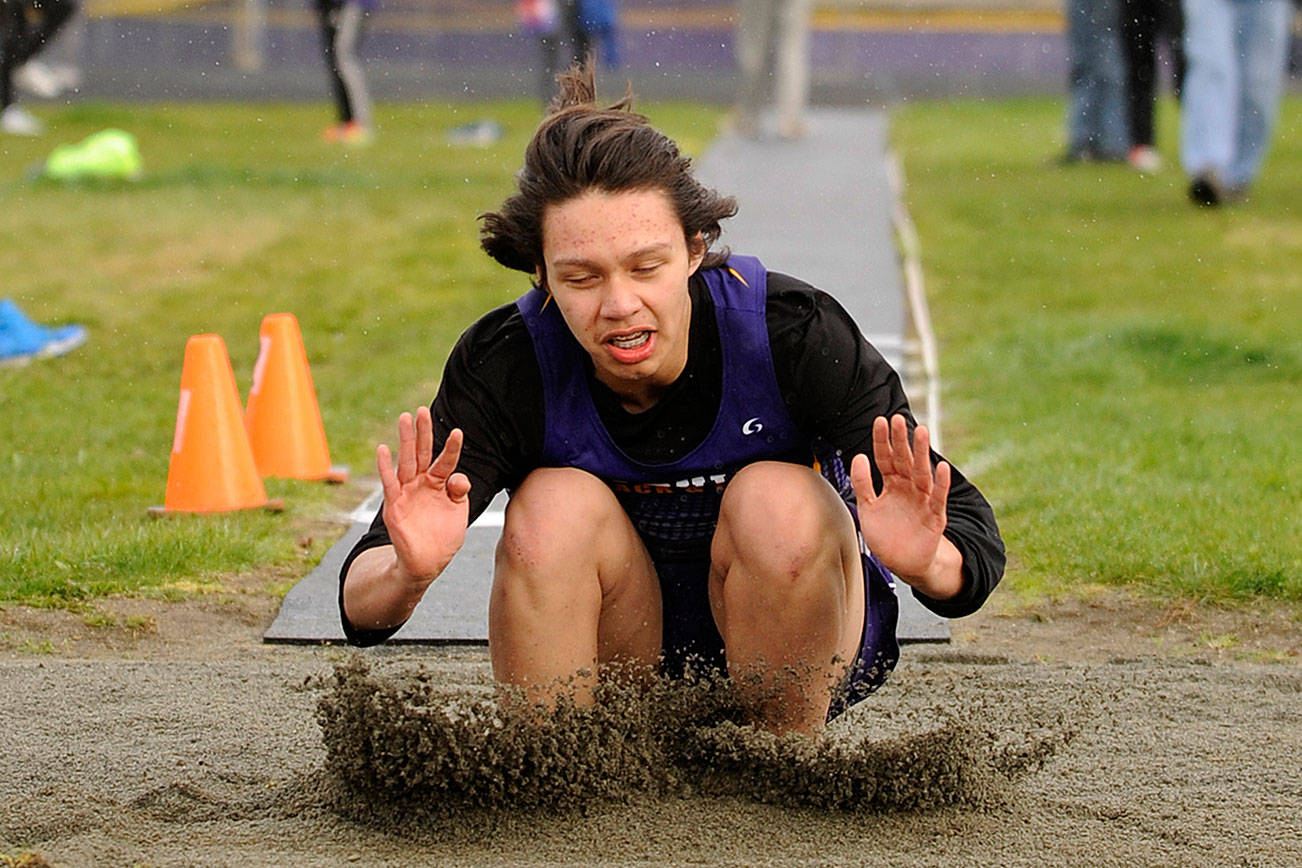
[
  {"x1": 498, "y1": 467, "x2": 620, "y2": 573},
  {"x1": 715, "y1": 462, "x2": 847, "y2": 577}
]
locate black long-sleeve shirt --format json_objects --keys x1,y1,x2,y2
[{"x1": 341, "y1": 270, "x2": 1005, "y2": 642}]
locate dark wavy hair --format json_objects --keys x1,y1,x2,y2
[{"x1": 479, "y1": 63, "x2": 738, "y2": 277}]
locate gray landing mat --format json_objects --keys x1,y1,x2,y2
[{"x1": 264, "y1": 107, "x2": 948, "y2": 645}]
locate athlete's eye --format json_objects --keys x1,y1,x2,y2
[{"x1": 632, "y1": 262, "x2": 662, "y2": 276}]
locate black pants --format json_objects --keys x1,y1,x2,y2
[
  {"x1": 315, "y1": 0, "x2": 368, "y2": 125},
  {"x1": 1, "y1": 0, "x2": 77, "y2": 109},
  {"x1": 532, "y1": 1, "x2": 591, "y2": 105},
  {"x1": 556, "y1": 0, "x2": 591, "y2": 69},
  {"x1": 1120, "y1": 0, "x2": 1184, "y2": 148}
]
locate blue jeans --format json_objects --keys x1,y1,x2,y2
[
  {"x1": 1179, "y1": 0, "x2": 1292, "y2": 188},
  {"x1": 1066, "y1": 0, "x2": 1129, "y2": 158}
]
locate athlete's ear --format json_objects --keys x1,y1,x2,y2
[
  {"x1": 687, "y1": 233, "x2": 706, "y2": 275},
  {"x1": 532, "y1": 264, "x2": 545, "y2": 290}
]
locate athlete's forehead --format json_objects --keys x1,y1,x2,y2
[{"x1": 540, "y1": 188, "x2": 685, "y2": 265}]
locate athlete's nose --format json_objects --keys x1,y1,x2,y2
[{"x1": 599, "y1": 273, "x2": 643, "y2": 321}]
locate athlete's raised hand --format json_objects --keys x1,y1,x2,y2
[
  {"x1": 377, "y1": 406, "x2": 472, "y2": 584},
  {"x1": 850, "y1": 415, "x2": 960, "y2": 597}
]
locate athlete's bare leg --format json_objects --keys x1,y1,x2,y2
[
  {"x1": 490, "y1": 467, "x2": 663, "y2": 707},
  {"x1": 709, "y1": 461, "x2": 865, "y2": 734}
]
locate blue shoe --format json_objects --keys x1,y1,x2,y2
[{"x1": 0, "y1": 298, "x2": 87, "y2": 365}]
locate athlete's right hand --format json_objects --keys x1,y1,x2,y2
[{"x1": 376, "y1": 407, "x2": 471, "y2": 585}]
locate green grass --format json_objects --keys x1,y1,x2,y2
[
  {"x1": 894, "y1": 95, "x2": 1301, "y2": 604},
  {"x1": 0, "y1": 100, "x2": 721, "y2": 605}
]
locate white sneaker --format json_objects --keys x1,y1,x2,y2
[
  {"x1": 14, "y1": 60, "x2": 63, "y2": 99},
  {"x1": 1127, "y1": 146, "x2": 1163, "y2": 174},
  {"x1": 1, "y1": 105, "x2": 45, "y2": 136}
]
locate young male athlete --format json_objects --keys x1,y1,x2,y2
[{"x1": 340, "y1": 66, "x2": 1004, "y2": 734}]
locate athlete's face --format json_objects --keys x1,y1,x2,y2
[{"x1": 540, "y1": 187, "x2": 705, "y2": 413}]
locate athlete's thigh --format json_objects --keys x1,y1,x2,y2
[
  {"x1": 708, "y1": 460, "x2": 865, "y2": 661},
  {"x1": 499, "y1": 466, "x2": 662, "y2": 664}
]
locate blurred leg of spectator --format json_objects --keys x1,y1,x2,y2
[
  {"x1": 315, "y1": 0, "x2": 372, "y2": 144},
  {"x1": 1065, "y1": 0, "x2": 1128, "y2": 161},
  {"x1": 733, "y1": 0, "x2": 812, "y2": 139},
  {"x1": 1, "y1": 0, "x2": 32, "y2": 133},
  {"x1": 16, "y1": 0, "x2": 74, "y2": 50},
  {"x1": 1225, "y1": 0, "x2": 1292, "y2": 188},
  {"x1": 1181, "y1": 0, "x2": 1291, "y2": 204},
  {"x1": 733, "y1": 0, "x2": 776, "y2": 136},
  {"x1": 1159, "y1": 0, "x2": 1185, "y2": 96},
  {"x1": 557, "y1": 0, "x2": 590, "y2": 68},
  {"x1": 1121, "y1": 0, "x2": 1163, "y2": 168},
  {"x1": 515, "y1": 0, "x2": 561, "y2": 104},
  {"x1": 2, "y1": 0, "x2": 80, "y2": 135},
  {"x1": 772, "y1": 0, "x2": 811, "y2": 138},
  {"x1": 577, "y1": 0, "x2": 620, "y2": 69},
  {"x1": 537, "y1": 31, "x2": 560, "y2": 103}
]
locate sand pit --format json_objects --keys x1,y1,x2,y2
[
  {"x1": 2, "y1": 597, "x2": 1300, "y2": 866},
  {"x1": 317, "y1": 657, "x2": 1075, "y2": 816}
]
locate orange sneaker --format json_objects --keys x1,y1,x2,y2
[{"x1": 323, "y1": 121, "x2": 372, "y2": 145}]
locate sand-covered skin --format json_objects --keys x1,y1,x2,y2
[{"x1": 3, "y1": 606, "x2": 1300, "y2": 867}]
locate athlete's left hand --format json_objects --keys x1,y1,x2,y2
[{"x1": 850, "y1": 414, "x2": 961, "y2": 599}]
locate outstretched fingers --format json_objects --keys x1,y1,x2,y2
[
  {"x1": 911, "y1": 422, "x2": 934, "y2": 495},
  {"x1": 380, "y1": 410, "x2": 470, "y2": 503},
  {"x1": 872, "y1": 414, "x2": 920, "y2": 482},
  {"x1": 889, "y1": 414, "x2": 916, "y2": 478},
  {"x1": 429, "y1": 432, "x2": 471, "y2": 499},
  {"x1": 395, "y1": 411, "x2": 417, "y2": 484},
  {"x1": 850, "y1": 452, "x2": 877, "y2": 504},
  {"x1": 930, "y1": 459, "x2": 951, "y2": 521},
  {"x1": 415, "y1": 405, "x2": 435, "y2": 470},
  {"x1": 870, "y1": 415, "x2": 892, "y2": 479},
  {"x1": 377, "y1": 442, "x2": 400, "y2": 504},
  {"x1": 870, "y1": 415, "x2": 946, "y2": 504}
]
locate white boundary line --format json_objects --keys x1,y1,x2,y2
[
  {"x1": 346, "y1": 484, "x2": 384, "y2": 524},
  {"x1": 884, "y1": 147, "x2": 944, "y2": 455}
]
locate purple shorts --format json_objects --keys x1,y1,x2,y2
[{"x1": 654, "y1": 551, "x2": 900, "y2": 722}]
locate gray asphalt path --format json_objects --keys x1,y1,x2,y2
[
  {"x1": 265, "y1": 108, "x2": 948, "y2": 645},
  {"x1": 695, "y1": 108, "x2": 906, "y2": 369}
]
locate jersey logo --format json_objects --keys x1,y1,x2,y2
[{"x1": 741, "y1": 417, "x2": 763, "y2": 436}]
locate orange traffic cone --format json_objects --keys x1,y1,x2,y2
[
  {"x1": 244, "y1": 313, "x2": 348, "y2": 483},
  {"x1": 153, "y1": 334, "x2": 280, "y2": 514}
]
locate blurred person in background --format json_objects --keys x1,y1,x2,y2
[
  {"x1": 731, "y1": 0, "x2": 812, "y2": 140},
  {"x1": 557, "y1": 0, "x2": 592, "y2": 69},
  {"x1": 1119, "y1": 0, "x2": 1184, "y2": 172},
  {"x1": 517, "y1": 0, "x2": 562, "y2": 104},
  {"x1": 314, "y1": 0, "x2": 374, "y2": 144},
  {"x1": 1180, "y1": 0, "x2": 1294, "y2": 205},
  {"x1": 1, "y1": 0, "x2": 80, "y2": 136},
  {"x1": 576, "y1": 0, "x2": 620, "y2": 70},
  {"x1": 518, "y1": 0, "x2": 620, "y2": 106},
  {"x1": 1062, "y1": 0, "x2": 1128, "y2": 162}
]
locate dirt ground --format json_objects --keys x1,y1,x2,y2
[{"x1": 2, "y1": 570, "x2": 1299, "y2": 867}]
